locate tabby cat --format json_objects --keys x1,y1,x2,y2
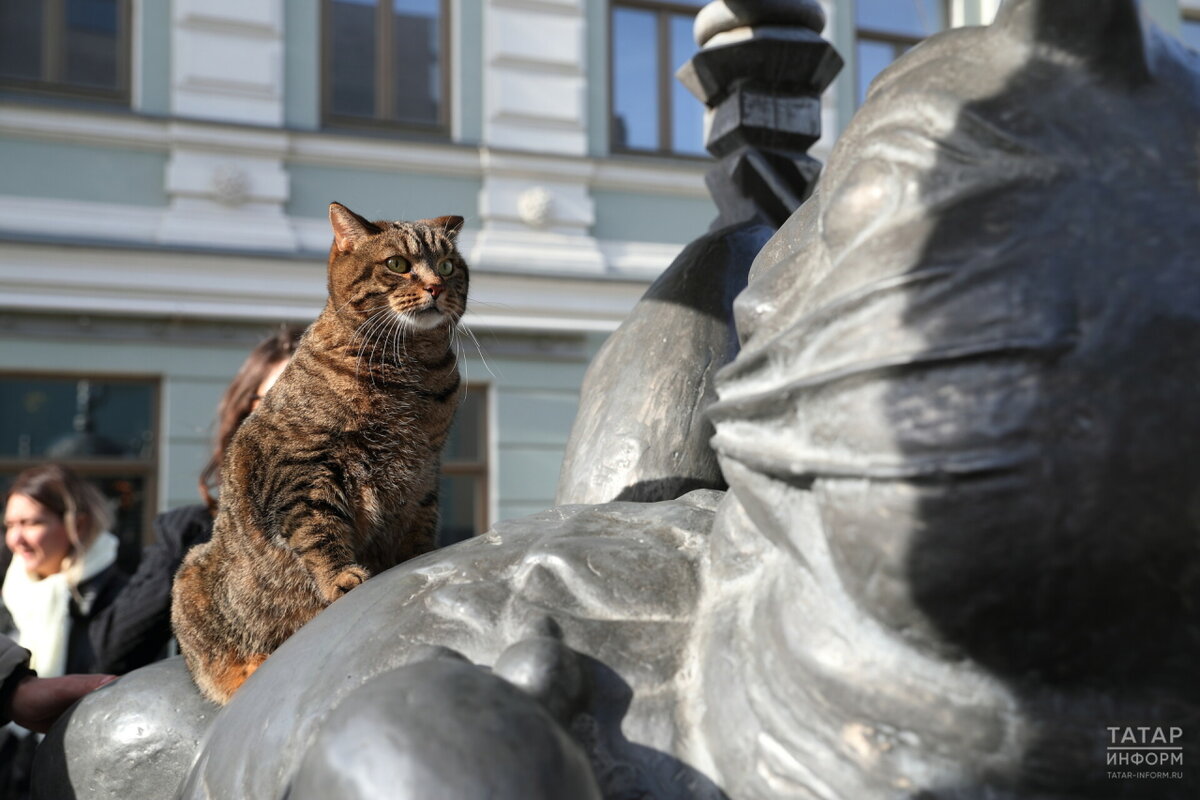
[{"x1": 172, "y1": 202, "x2": 468, "y2": 704}]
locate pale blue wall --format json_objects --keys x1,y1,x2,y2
[
  {"x1": 286, "y1": 163, "x2": 482, "y2": 222},
  {"x1": 486, "y1": 357, "x2": 591, "y2": 521},
  {"x1": 591, "y1": 188, "x2": 713, "y2": 243},
  {"x1": 0, "y1": 138, "x2": 168, "y2": 206}
]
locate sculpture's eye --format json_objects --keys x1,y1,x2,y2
[
  {"x1": 385, "y1": 256, "x2": 410, "y2": 273},
  {"x1": 437, "y1": 259, "x2": 455, "y2": 277}
]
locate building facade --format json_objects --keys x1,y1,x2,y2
[{"x1": 0, "y1": 0, "x2": 1194, "y2": 560}]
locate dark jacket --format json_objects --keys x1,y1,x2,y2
[
  {"x1": 67, "y1": 563, "x2": 127, "y2": 675},
  {"x1": 90, "y1": 505, "x2": 214, "y2": 674}
]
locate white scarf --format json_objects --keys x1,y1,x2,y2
[{"x1": 2, "y1": 531, "x2": 119, "y2": 678}]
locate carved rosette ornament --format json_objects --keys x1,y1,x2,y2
[
  {"x1": 210, "y1": 164, "x2": 251, "y2": 207},
  {"x1": 517, "y1": 186, "x2": 554, "y2": 228}
]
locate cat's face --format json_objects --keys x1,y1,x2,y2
[{"x1": 326, "y1": 202, "x2": 468, "y2": 332}]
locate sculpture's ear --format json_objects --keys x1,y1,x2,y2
[
  {"x1": 995, "y1": 0, "x2": 1149, "y2": 85},
  {"x1": 329, "y1": 202, "x2": 380, "y2": 254},
  {"x1": 422, "y1": 215, "x2": 465, "y2": 239}
]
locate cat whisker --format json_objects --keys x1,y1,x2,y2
[
  {"x1": 460, "y1": 298, "x2": 514, "y2": 312},
  {"x1": 373, "y1": 313, "x2": 406, "y2": 385},
  {"x1": 355, "y1": 308, "x2": 399, "y2": 385},
  {"x1": 458, "y1": 321, "x2": 497, "y2": 380},
  {"x1": 351, "y1": 311, "x2": 388, "y2": 377},
  {"x1": 451, "y1": 326, "x2": 471, "y2": 399},
  {"x1": 391, "y1": 313, "x2": 411, "y2": 367}
]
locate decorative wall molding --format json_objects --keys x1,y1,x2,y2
[
  {"x1": 0, "y1": 105, "x2": 168, "y2": 151},
  {"x1": 0, "y1": 196, "x2": 166, "y2": 244},
  {"x1": 165, "y1": 0, "x2": 292, "y2": 248},
  {"x1": 0, "y1": 195, "x2": 683, "y2": 284},
  {"x1": 0, "y1": 240, "x2": 653, "y2": 332},
  {"x1": 171, "y1": 0, "x2": 285, "y2": 126},
  {"x1": 288, "y1": 134, "x2": 484, "y2": 176}
]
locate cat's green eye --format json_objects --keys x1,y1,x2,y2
[
  {"x1": 385, "y1": 256, "x2": 411, "y2": 273},
  {"x1": 437, "y1": 259, "x2": 455, "y2": 277}
]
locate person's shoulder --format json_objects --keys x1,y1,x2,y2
[{"x1": 153, "y1": 505, "x2": 214, "y2": 546}]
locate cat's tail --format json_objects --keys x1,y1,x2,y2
[{"x1": 171, "y1": 542, "x2": 269, "y2": 705}]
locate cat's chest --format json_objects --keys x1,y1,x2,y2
[{"x1": 341, "y1": 448, "x2": 419, "y2": 532}]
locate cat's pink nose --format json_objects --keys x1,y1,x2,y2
[{"x1": 427, "y1": 283, "x2": 445, "y2": 298}]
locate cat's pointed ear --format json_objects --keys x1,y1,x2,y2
[
  {"x1": 994, "y1": 0, "x2": 1149, "y2": 85},
  {"x1": 329, "y1": 202, "x2": 380, "y2": 254},
  {"x1": 422, "y1": 215, "x2": 465, "y2": 239}
]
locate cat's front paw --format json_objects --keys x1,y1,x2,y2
[{"x1": 324, "y1": 565, "x2": 369, "y2": 601}]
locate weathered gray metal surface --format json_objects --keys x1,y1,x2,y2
[
  {"x1": 33, "y1": 1, "x2": 1200, "y2": 797},
  {"x1": 288, "y1": 658, "x2": 603, "y2": 800},
  {"x1": 556, "y1": 222, "x2": 772, "y2": 505},
  {"x1": 31, "y1": 659, "x2": 216, "y2": 800}
]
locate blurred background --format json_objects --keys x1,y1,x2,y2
[{"x1": 1, "y1": 0, "x2": 1197, "y2": 565}]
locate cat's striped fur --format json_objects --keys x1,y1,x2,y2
[{"x1": 172, "y1": 203, "x2": 468, "y2": 704}]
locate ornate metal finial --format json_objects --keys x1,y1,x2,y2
[{"x1": 678, "y1": 0, "x2": 842, "y2": 228}]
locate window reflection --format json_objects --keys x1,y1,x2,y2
[
  {"x1": 65, "y1": 0, "x2": 120, "y2": 89},
  {"x1": 1183, "y1": 18, "x2": 1200, "y2": 52},
  {"x1": 436, "y1": 473, "x2": 479, "y2": 547},
  {"x1": 0, "y1": 374, "x2": 157, "y2": 574},
  {"x1": 325, "y1": 0, "x2": 445, "y2": 129},
  {"x1": 855, "y1": 0, "x2": 945, "y2": 106},
  {"x1": 0, "y1": 0, "x2": 44, "y2": 81},
  {"x1": 330, "y1": 0, "x2": 378, "y2": 118},
  {"x1": 611, "y1": 0, "x2": 708, "y2": 157},
  {"x1": 437, "y1": 385, "x2": 488, "y2": 546},
  {"x1": 0, "y1": 377, "x2": 154, "y2": 460},
  {"x1": 613, "y1": 8, "x2": 659, "y2": 151},
  {"x1": 855, "y1": 0, "x2": 943, "y2": 37},
  {"x1": 670, "y1": 14, "x2": 704, "y2": 156},
  {"x1": 0, "y1": 0, "x2": 128, "y2": 100},
  {"x1": 392, "y1": 0, "x2": 440, "y2": 126},
  {"x1": 443, "y1": 387, "x2": 484, "y2": 462},
  {"x1": 856, "y1": 40, "x2": 895, "y2": 105}
]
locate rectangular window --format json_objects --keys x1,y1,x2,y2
[
  {"x1": 437, "y1": 384, "x2": 488, "y2": 547},
  {"x1": 1183, "y1": 14, "x2": 1200, "y2": 52},
  {"x1": 0, "y1": 0, "x2": 129, "y2": 102},
  {"x1": 324, "y1": 0, "x2": 448, "y2": 132},
  {"x1": 0, "y1": 374, "x2": 158, "y2": 574},
  {"x1": 611, "y1": 0, "x2": 707, "y2": 157},
  {"x1": 856, "y1": 0, "x2": 945, "y2": 105}
]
